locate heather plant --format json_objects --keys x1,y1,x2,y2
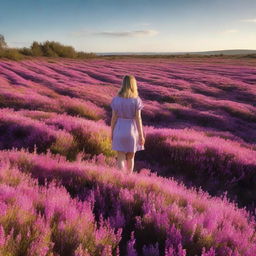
[
  {"x1": 57, "y1": 96, "x2": 105, "y2": 120},
  {"x1": 0, "y1": 107, "x2": 116, "y2": 161},
  {"x1": 0, "y1": 161, "x2": 122, "y2": 256},
  {"x1": 1, "y1": 102, "x2": 255, "y2": 211},
  {"x1": 0, "y1": 56, "x2": 256, "y2": 255},
  {"x1": 143, "y1": 126, "x2": 256, "y2": 212},
  {"x1": 0, "y1": 148, "x2": 255, "y2": 255},
  {"x1": 0, "y1": 56, "x2": 256, "y2": 210},
  {"x1": 0, "y1": 108, "x2": 77, "y2": 155},
  {"x1": 44, "y1": 113, "x2": 115, "y2": 158}
]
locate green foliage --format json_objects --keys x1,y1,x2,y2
[
  {"x1": 72, "y1": 128, "x2": 116, "y2": 159},
  {"x1": 64, "y1": 104, "x2": 101, "y2": 120},
  {"x1": 31, "y1": 41, "x2": 43, "y2": 56},
  {"x1": 50, "y1": 133, "x2": 79, "y2": 161},
  {"x1": 19, "y1": 47, "x2": 32, "y2": 56},
  {"x1": 44, "y1": 40, "x2": 76, "y2": 58},
  {"x1": 0, "y1": 34, "x2": 96, "y2": 60},
  {"x1": 31, "y1": 40, "x2": 89, "y2": 59},
  {"x1": 76, "y1": 51, "x2": 97, "y2": 58},
  {"x1": 0, "y1": 48, "x2": 24, "y2": 60},
  {"x1": 0, "y1": 34, "x2": 7, "y2": 48}
]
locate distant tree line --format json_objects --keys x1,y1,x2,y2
[{"x1": 0, "y1": 34, "x2": 96, "y2": 60}]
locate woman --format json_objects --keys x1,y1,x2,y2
[{"x1": 110, "y1": 75, "x2": 145, "y2": 174}]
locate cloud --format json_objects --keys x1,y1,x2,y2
[
  {"x1": 71, "y1": 29, "x2": 158, "y2": 37},
  {"x1": 93, "y1": 29, "x2": 158, "y2": 37},
  {"x1": 240, "y1": 18, "x2": 256, "y2": 23}
]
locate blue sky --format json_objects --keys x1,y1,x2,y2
[{"x1": 0, "y1": 0, "x2": 255, "y2": 52}]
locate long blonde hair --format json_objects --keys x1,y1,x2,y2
[{"x1": 118, "y1": 75, "x2": 139, "y2": 98}]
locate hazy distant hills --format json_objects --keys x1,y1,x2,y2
[
  {"x1": 192, "y1": 49, "x2": 256, "y2": 55},
  {"x1": 96, "y1": 49, "x2": 256, "y2": 56}
]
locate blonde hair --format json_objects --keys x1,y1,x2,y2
[{"x1": 118, "y1": 75, "x2": 139, "y2": 98}]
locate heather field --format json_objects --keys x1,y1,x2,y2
[{"x1": 0, "y1": 57, "x2": 255, "y2": 256}]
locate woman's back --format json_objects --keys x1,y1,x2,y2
[{"x1": 110, "y1": 96, "x2": 144, "y2": 119}]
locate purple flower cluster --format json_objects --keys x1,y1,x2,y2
[
  {"x1": 0, "y1": 57, "x2": 255, "y2": 255},
  {"x1": 0, "y1": 148, "x2": 255, "y2": 255}
]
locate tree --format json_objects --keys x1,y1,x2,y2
[
  {"x1": 41, "y1": 41, "x2": 58, "y2": 57},
  {"x1": 0, "y1": 34, "x2": 7, "y2": 49},
  {"x1": 31, "y1": 41, "x2": 43, "y2": 56}
]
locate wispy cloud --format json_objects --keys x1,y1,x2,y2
[
  {"x1": 71, "y1": 29, "x2": 159, "y2": 37},
  {"x1": 93, "y1": 29, "x2": 158, "y2": 37},
  {"x1": 240, "y1": 18, "x2": 256, "y2": 23}
]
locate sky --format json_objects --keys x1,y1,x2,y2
[{"x1": 0, "y1": 0, "x2": 256, "y2": 53}]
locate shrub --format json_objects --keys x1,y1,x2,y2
[
  {"x1": 0, "y1": 161, "x2": 121, "y2": 256},
  {"x1": 0, "y1": 48, "x2": 23, "y2": 60},
  {"x1": 19, "y1": 47, "x2": 32, "y2": 56},
  {"x1": 30, "y1": 41, "x2": 43, "y2": 56},
  {"x1": 76, "y1": 51, "x2": 97, "y2": 58},
  {"x1": 0, "y1": 149, "x2": 255, "y2": 256}
]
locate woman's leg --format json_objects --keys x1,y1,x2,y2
[
  {"x1": 117, "y1": 151, "x2": 126, "y2": 171},
  {"x1": 126, "y1": 152, "x2": 135, "y2": 174}
]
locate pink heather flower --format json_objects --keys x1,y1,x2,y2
[
  {"x1": 0, "y1": 225, "x2": 6, "y2": 247},
  {"x1": 127, "y1": 231, "x2": 137, "y2": 256}
]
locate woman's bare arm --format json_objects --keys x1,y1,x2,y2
[
  {"x1": 135, "y1": 110, "x2": 144, "y2": 137},
  {"x1": 111, "y1": 109, "x2": 118, "y2": 139}
]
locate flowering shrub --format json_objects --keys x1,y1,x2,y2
[
  {"x1": 0, "y1": 57, "x2": 255, "y2": 255},
  {"x1": 0, "y1": 148, "x2": 255, "y2": 255}
]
